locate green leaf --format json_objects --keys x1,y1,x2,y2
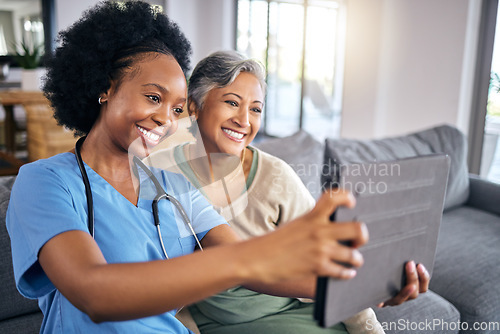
[{"x1": 12, "y1": 41, "x2": 44, "y2": 69}]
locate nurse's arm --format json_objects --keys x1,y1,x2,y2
[
  {"x1": 38, "y1": 190, "x2": 366, "y2": 323},
  {"x1": 200, "y1": 191, "x2": 365, "y2": 300},
  {"x1": 39, "y1": 228, "x2": 247, "y2": 323},
  {"x1": 200, "y1": 224, "x2": 322, "y2": 298}
]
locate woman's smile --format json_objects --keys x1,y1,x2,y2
[
  {"x1": 222, "y1": 127, "x2": 246, "y2": 141},
  {"x1": 195, "y1": 72, "x2": 264, "y2": 156}
]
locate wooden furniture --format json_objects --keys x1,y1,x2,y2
[
  {"x1": 24, "y1": 102, "x2": 76, "y2": 161},
  {"x1": 0, "y1": 91, "x2": 45, "y2": 154},
  {"x1": 0, "y1": 91, "x2": 76, "y2": 174}
]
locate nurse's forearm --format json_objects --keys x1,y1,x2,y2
[
  {"x1": 38, "y1": 191, "x2": 366, "y2": 323},
  {"x1": 79, "y1": 245, "x2": 254, "y2": 322},
  {"x1": 39, "y1": 229, "x2": 253, "y2": 323}
]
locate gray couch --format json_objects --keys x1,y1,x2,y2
[
  {"x1": 1, "y1": 124, "x2": 499, "y2": 333},
  {"x1": 256, "y1": 125, "x2": 500, "y2": 334},
  {"x1": 0, "y1": 177, "x2": 43, "y2": 333}
]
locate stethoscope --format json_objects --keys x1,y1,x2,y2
[{"x1": 74, "y1": 136, "x2": 203, "y2": 259}]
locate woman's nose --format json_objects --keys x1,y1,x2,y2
[{"x1": 232, "y1": 109, "x2": 250, "y2": 128}]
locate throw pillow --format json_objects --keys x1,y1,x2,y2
[{"x1": 323, "y1": 125, "x2": 469, "y2": 210}]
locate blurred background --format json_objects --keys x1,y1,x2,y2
[{"x1": 0, "y1": 0, "x2": 499, "y2": 184}]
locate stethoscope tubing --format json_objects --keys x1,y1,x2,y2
[
  {"x1": 75, "y1": 137, "x2": 94, "y2": 238},
  {"x1": 74, "y1": 137, "x2": 203, "y2": 259},
  {"x1": 134, "y1": 156, "x2": 203, "y2": 252}
]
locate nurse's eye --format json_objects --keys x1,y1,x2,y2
[
  {"x1": 225, "y1": 100, "x2": 238, "y2": 107},
  {"x1": 147, "y1": 95, "x2": 161, "y2": 104},
  {"x1": 251, "y1": 107, "x2": 262, "y2": 113}
]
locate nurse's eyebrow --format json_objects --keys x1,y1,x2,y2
[
  {"x1": 142, "y1": 83, "x2": 167, "y2": 92},
  {"x1": 142, "y1": 83, "x2": 186, "y2": 103},
  {"x1": 223, "y1": 92, "x2": 263, "y2": 105}
]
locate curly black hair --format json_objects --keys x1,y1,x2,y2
[{"x1": 43, "y1": 0, "x2": 192, "y2": 136}]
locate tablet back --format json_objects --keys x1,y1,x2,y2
[{"x1": 315, "y1": 154, "x2": 450, "y2": 327}]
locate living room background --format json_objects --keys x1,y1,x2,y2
[
  {"x1": 52, "y1": 0, "x2": 477, "y2": 138},
  {"x1": 2, "y1": 0, "x2": 498, "y2": 182}
]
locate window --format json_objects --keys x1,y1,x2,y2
[
  {"x1": 236, "y1": 0, "x2": 346, "y2": 140},
  {"x1": 482, "y1": 12, "x2": 500, "y2": 183},
  {"x1": 468, "y1": 0, "x2": 500, "y2": 184}
]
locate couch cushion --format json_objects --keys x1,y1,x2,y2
[
  {"x1": 255, "y1": 130, "x2": 324, "y2": 200},
  {"x1": 323, "y1": 125, "x2": 469, "y2": 210},
  {"x1": 430, "y1": 205, "x2": 500, "y2": 331},
  {"x1": 375, "y1": 290, "x2": 460, "y2": 334},
  {"x1": 0, "y1": 311, "x2": 43, "y2": 334},
  {"x1": 0, "y1": 176, "x2": 41, "y2": 322}
]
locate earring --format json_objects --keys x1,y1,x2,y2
[{"x1": 98, "y1": 97, "x2": 102, "y2": 105}]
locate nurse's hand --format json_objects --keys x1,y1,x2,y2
[{"x1": 240, "y1": 189, "x2": 368, "y2": 287}]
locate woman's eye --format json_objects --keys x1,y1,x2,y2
[
  {"x1": 252, "y1": 108, "x2": 262, "y2": 113},
  {"x1": 147, "y1": 95, "x2": 160, "y2": 103},
  {"x1": 173, "y1": 107, "x2": 184, "y2": 115},
  {"x1": 225, "y1": 100, "x2": 238, "y2": 107}
]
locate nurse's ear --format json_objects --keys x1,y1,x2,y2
[
  {"x1": 98, "y1": 88, "x2": 112, "y2": 105},
  {"x1": 99, "y1": 80, "x2": 119, "y2": 105},
  {"x1": 98, "y1": 95, "x2": 107, "y2": 105}
]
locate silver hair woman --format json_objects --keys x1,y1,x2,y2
[{"x1": 170, "y1": 50, "x2": 390, "y2": 334}]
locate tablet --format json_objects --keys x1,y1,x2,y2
[{"x1": 314, "y1": 154, "x2": 450, "y2": 327}]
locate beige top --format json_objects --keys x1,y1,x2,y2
[
  {"x1": 224, "y1": 147, "x2": 316, "y2": 240},
  {"x1": 148, "y1": 144, "x2": 315, "y2": 240}
]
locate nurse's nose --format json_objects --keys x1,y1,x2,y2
[{"x1": 152, "y1": 106, "x2": 175, "y2": 127}]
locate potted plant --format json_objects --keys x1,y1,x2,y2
[{"x1": 13, "y1": 41, "x2": 45, "y2": 91}]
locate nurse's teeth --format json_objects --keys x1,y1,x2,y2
[
  {"x1": 223, "y1": 128, "x2": 244, "y2": 139},
  {"x1": 138, "y1": 126, "x2": 160, "y2": 141}
]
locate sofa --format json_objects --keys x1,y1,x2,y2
[
  {"x1": 1, "y1": 124, "x2": 499, "y2": 333},
  {"x1": 0, "y1": 176, "x2": 43, "y2": 333},
  {"x1": 255, "y1": 124, "x2": 500, "y2": 334}
]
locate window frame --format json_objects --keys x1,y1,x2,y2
[{"x1": 235, "y1": 0, "x2": 345, "y2": 138}]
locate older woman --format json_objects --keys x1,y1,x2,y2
[
  {"x1": 151, "y1": 51, "x2": 429, "y2": 334},
  {"x1": 6, "y1": 3, "x2": 370, "y2": 333}
]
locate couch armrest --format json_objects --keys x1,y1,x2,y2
[{"x1": 466, "y1": 174, "x2": 500, "y2": 215}]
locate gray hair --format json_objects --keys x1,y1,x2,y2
[{"x1": 188, "y1": 50, "x2": 267, "y2": 112}]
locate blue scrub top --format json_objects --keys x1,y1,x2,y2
[{"x1": 7, "y1": 152, "x2": 227, "y2": 333}]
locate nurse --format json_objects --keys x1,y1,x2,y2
[{"x1": 6, "y1": 1, "x2": 368, "y2": 333}]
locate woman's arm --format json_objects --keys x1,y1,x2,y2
[{"x1": 39, "y1": 189, "x2": 367, "y2": 323}]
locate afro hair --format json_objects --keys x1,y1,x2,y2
[{"x1": 43, "y1": 0, "x2": 192, "y2": 136}]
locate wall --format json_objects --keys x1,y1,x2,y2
[
  {"x1": 55, "y1": 0, "x2": 98, "y2": 32},
  {"x1": 52, "y1": 0, "x2": 480, "y2": 140},
  {"x1": 166, "y1": 0, "x2": 236, "y2": 66},
  {"x1": 341, "y1": 0, "x2": 479, "y2": 139},
  {"x1": 55, "y1": 0, "x2": 236, "y2": 68},
  {"x1": 55, "y1": 0, "x2": 166, "y2": 31},
  {"x1": 0, "y1": 11, "x2": 15, "y2": 54}
]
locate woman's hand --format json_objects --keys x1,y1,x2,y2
[{"x1": 378, "y1": 260, "x2": 430, "y2": 307}]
